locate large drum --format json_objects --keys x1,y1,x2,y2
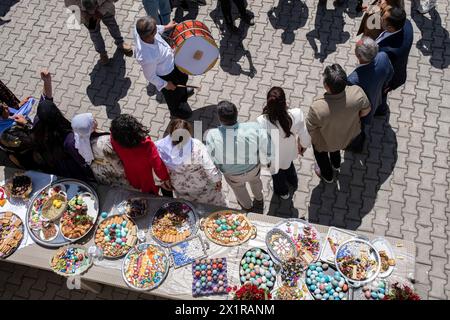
[{"x1": 170, "y1": 20, "x2": 219, "y2": 76}]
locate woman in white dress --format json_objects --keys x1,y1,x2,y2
[
  {"x1": 156, "y1": 119, "x2": 227, "y2": 207},
  {"x1": 257, "y1": 87, "x2": 311, "y2": 200}
]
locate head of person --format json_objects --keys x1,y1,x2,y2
[
  {"x1": 355, "y1": 37, "x2": 379, "y2": 64},
  {"x1": 217, "y1": 100, "x2": 238, "y2": 126},
  {"x1": 110, "y1": 114, "x2": 149, "y2": 148},
  {"x1": 323, "y1": 64, "x2": 347, "y2": 95},
  {"x1": 167, "y1": 119, "x2": 193, "y2": 147},
  {"x1": 136, "y1": 16, "x2": 158, "y2": 44},
  {"x1": 381, "y1": 6, "x2": 406, "y2": 32},
  {"x1": 32, "y1": 100, "x2": 72, "y2": 164},
  {"x1": 81, "y1": 0, "x2": 98, "y2": 14},
  {"x1": 263, "y1": 87, "x2": 292, "y2": 138},
  {"x1": 379, "y1": 0, "x2": 403, "y2": 9},
  {"x1": 71, "y1": 113, "x2": 97, "y2": 165}
]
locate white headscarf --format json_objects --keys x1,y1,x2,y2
[
  {"x1": 155, "y1": 135, "x2": 193, "y2": 170},
  {"x1": 71, "y1": 113, "x2": 95, "y2": 165}
]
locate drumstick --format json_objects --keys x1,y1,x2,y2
[{"x1": 177, "y1": 84, "x2": 201, "y2": 91}]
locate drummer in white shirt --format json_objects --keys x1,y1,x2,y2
[{"x1": 134, "y1": 17, "x2": 194, "y2": 119}]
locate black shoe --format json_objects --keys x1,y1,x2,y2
[
  {"x1": 186, "y1": 87, "x2": 194, "y2": 98},
  {"x1": 242, "y1": 13, "x2": 255, "y2": 26},
  {"x1": 252, "y1": 199, "x2": 264, "y2": 214},
  {"x1": 171, "y1": 102, "x2": 192, "y2": 119}
]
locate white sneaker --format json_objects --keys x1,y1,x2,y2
[{"x1": 280, "y1": 193, "x2": 290, "y2": 200}]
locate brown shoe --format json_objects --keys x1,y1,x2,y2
[
  {"x1": 118, "y1": 42, "x2": 133, "y2": 57},
  {"x1": 99, "y1": 53, "x2": 110, "y2": 65}
]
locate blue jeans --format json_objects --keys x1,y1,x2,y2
[{"x1": 142, "y1": 0, "x2": 171, "y2": 25}]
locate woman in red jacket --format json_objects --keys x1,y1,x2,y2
[{"x1": 110, "y1": 114, "x2": 171, "y2": 194}]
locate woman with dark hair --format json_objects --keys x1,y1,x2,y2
[
  {"x1": 110, "y1": 114, "x2": 171, "y2": 194},
  {"x1": 8, "y1": 70, "x2": 95, "y2": 181},
  {"x1": 156, "y1": 119, "x2": 226, "y2": 206},
  {"x1": 256, "y1": 87, "x2": 311, "y2": 200}
]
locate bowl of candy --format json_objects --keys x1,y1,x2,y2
[{"x1": 335, "y1": 238, "x2": 381, "y2": 287}]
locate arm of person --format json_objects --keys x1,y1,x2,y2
[
  {"x1": 161, "y1": 21, "x2": 177, "y2": 33},
  {"x1": 141, "y1": 62, "x2": 169, "y2": 92},
  {"x1": 199, "y1": 141, "x2": 222, "y2": 184},
  {"x1": 40, "y1": 69, "x2": 53, "y2": 99},
  {"x1": 149, "y1": 139, "x2": 170, "y2": 182},
  {"x1": 291, "y1": 108, "x2": 312, "y2": 150},
  {"x1": 305, "y1": 105, "x2": 321, "y2": 143},
  {"x1": 358, "y1": 90, "x2": 372, "y2": 118}
]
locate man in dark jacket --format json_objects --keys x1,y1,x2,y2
[
  {"x1": 375, "y1": 7, "x2": 413, "y2": 116},
  {"x1": 347, "y1": 37, "x2": 393, "y2": 152}
]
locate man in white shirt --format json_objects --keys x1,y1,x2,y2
[{"x1": 134, "y1": 17, "x2": 194, "y2": 119}]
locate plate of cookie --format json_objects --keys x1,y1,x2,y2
[
  {"x1": 122, "y1": 243, "x2": 170, "y2": 291},
  {"x1": 26, "y1": 179, "x2": 99, "y2": 248},
  {"x1": 200, "y1": 210, "x2": 256, "y2": 247},
  {"x1": 94, "y1": 214, "x2": 138, "y2": 259},
  {"x1": 371, "y1": 237, "x2": 396, "y2": 278},
  {"x1": 115, "y1": 198, "x2": 149, "y2": 219},
  {"x1": 150, "y1": 201, "x2": 197, "y2": 247},
  {"x1": 0, "y1": 211, "x2": 24, "y2": 259},
  {"x1": 273, "y1": 219, "x2": 322, "y2": 266},
  {"x1": 50, "y1": 245, "x2": 93, "y2": 277}
]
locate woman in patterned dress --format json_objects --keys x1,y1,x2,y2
[{"x1": 156, "y1": 119, "x2": 227, "y2": 207}]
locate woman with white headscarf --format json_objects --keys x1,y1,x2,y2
[
  {"x1": 71, "y1": 113, "x2": 131, "y2": 188},
  {"x1": 155, "y1": 119, "x2": 227, "y2": 207}
]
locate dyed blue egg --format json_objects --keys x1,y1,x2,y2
[
  {"x1": 122, "y1": 221, "x2": 127, "y2": 226},
  {"x1": 246, "y1": 257, "x2": 251, "y2": 263},
  {"x1": 213, "y1": 270, "x2": 218, "y2": 275},
  {"x1": 323, "y1": 293, "x2": 329, "y2": 299},
  {"x1": 320, "y1": 277, "x2": 326, "y2": 283},
  {"x1": 195, "y1": 266, "x2": 201, "y2": 271},
  {"x1": 245, "y1": 251, "x2": 252, "y2": 257},
  {"x1": 334, "y1": 274, "x2": 341, "y2": 281},
  {"x1": 339, "y1": 292, "x2": 345, "y2": 299},
  {"x1": 103, "y1": 228, "x2": 109, "y2": 235},
  {"x1": 310, "y1": 285, "x2": 317, "y2": 291},
  {"x1": 334, "y1": 297, "x2": 340, "y2": 300},
  {"x1": 111, "y1": 223, "x2": 116, "y2": 228},
  {"x1": 325, "y1": 284, "x2": 332, "y2": 292},
  {"x1": 318, "y1": 272, "x2": 324, "y2": 277},
  {"x1": 316, "y1": 267, "x2": 323, "y2": 272},
  {"x1": 314, "y1": 289, "x2": 321, "y2": 294},
  {"x1": 201, "y1": 265, "x2": 206, "y2": 270},
  {"x1": 309, "y1": 265, "x2": 316, "y2": 271},
  {"x1": 378, "y1": 282, "x2": 385, "y2": 289},
  {"x1": 378, "y1": 288, "x2": 385, "y2": 294},
  {"x1": 195, "y1": 282, "x2": 201, "y2": 288},
  {"x1": 307, "y1": 270, "x2": 312, "y2": 276},
  {"x1": 378, "y1": 293, "x2": 385, "y2": 299},
  {"x1": 371, "y1": 292, "x2": 378, "y2": 299},
  {"x1": 315, "y1": 294, "x2": 322, "y2": 299},
  {"x1": 267, "y1": 281, "x2": 274, "y2": 287},
  {"x1": 116, "y1": 238, "x2": 122, "y2": 244},
  {"x1": 306, "y1": 278, "x2": 312, "y2": 285},
  {"x1": 101, "y1": 212, "x2": 108, "y2": 218}
]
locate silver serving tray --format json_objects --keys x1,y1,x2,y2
[
  {"x1": 149, "y1": 200, "x2": 198, "y2": 248},
  {"x1": 25, "y1": 179, "x2": 99, "y2": 248},
  {"x1": 121, "y1": 242, "x2": 170, "y2": 292}
]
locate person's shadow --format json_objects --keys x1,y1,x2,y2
[
  {"x1": 411, "y1": 1, "x2": 450, "y2": 69},
  {"x1": 210, "y1": 2, "x2": 257, "y2": 78},
  {"x1": 86, "y1": 50, "x2": 131, "y2": 119},
  {"x1": 267, "y1": 0, "x2": 309, "y2": 45},
  {"x1": 173, "y1": 0, "x2": 200, "y2": 22},
  {"x1": 0, "y1": 0, "x2": 18, "y2": 26},
  {"x1": 306, "y1": 0, "x2": 351, "y2": 62},
  {"x1": 308, "y1": 116, "x2": 397, "y2": 230}
]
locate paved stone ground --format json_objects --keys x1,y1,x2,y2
[{"x1": 0, "y1": 0, "x2": 449, "y2": 299}]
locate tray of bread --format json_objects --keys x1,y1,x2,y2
[{"x1": 0, "y1": 211, "x2": 24, "y2": 258}]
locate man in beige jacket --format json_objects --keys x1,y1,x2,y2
[
  {"x1": 65, "y1": 0, "x2": 132, "y2": 64},
  {"x1": 306, "y1": 64, "x2": 371, "y2": 183}
]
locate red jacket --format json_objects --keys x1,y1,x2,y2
[{"x1": 111, "y1": 136, "x2": 169, "y2": 194}]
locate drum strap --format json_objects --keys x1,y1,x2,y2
[{"x1": 173, "y1": 28, "x2": 213, "y2": 40}]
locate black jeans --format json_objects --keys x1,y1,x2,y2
[
  {"x1": 220, "y1": 0, "x2": 247, "y2": 24},
  {"x1": 313, "y1": 147, "x2": 341, "y2": 181},
  {"x1": 272, "y1": 162, "x2": 298, "y2": 196},
  {"x1": 160, "y1": 66, "x2": 189, "y2": 115}
]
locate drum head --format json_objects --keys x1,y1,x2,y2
[{"x1": 174, "y1": 37, "x2": 219, "y2": 75}]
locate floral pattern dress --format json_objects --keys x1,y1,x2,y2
[
  {"x1": 157, "y1": 138, "x2": 227, "y2": 207},
  {"x1": 90, "y1": 134, "x2": 133, "y2": 188}
]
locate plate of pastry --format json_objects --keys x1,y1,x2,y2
[
  {"x1": 0, "y1": 211, "x2": 24, "y2": 258},
  {"x1": 50, "y1": 245, "x2": 92, "y2": 276},
  {"x1": 200, "y1": 210, "x2": 256, "y2": 247},
  {"x1": 371, "y1": 237, "x2": 396, "y2": 278},
  {"x1": 116, "y1": 198, "x2": 149, "y2": 219},
  {"x1": 151, "y1": 201, "x2": 197, "y2": 247}
]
